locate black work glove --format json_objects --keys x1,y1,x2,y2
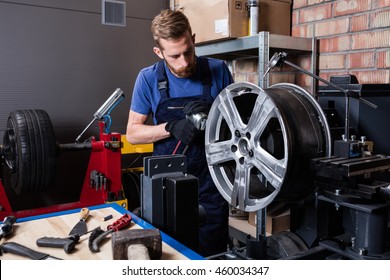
[
  {"x1": 165, "y1": 119, "x2": 198, "y2": 145},
  {"x1": 183, "y1": 100, "x2": 211, "y2": 116}
]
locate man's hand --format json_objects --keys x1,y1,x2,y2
[
  {"x1": 183, "y1": 100, "x2": 211, "y2": 116},
  {"x1": 165, "y1": 119, "x2": 198, "y2": 145}
]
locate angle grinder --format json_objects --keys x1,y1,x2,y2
[
  {"x1": 167, "y1": 106, "x2": 208, "y2": 131},
  {"x1": 167, "y1": 106, "x2": 209, "y2": 155},
  {"x1": 186, "y1": 111, "x2": 208, "y2": 131}
]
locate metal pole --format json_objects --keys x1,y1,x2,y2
[
  {"x1": 256, "y1": 208, "x2": 267, "y2": 238},
  {"x1": 281, "y1": 59, "x2": 377, "y2": 141}
]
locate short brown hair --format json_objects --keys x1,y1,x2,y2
[{"x1": 151, "y1": 9, "x2": 192, "y2": 47}]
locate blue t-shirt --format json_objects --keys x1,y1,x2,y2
[{"x1": 130, "y1": 56, "x2": 234, "y2": 124}]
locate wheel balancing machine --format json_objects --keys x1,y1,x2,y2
[{"x1": 0, "y1": 88, "x2": 127, "y2": 219}]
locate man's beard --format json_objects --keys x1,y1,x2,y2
[{"x1": 168, "y1": 59, "x2": 197, "y2": 78}]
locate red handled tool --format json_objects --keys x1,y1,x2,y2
[{"x1": 88, "y1": 213, "x2": 132, "y2": 253}]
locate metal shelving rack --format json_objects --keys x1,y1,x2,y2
[{"x1": 196, "y1": 31, "x2": 318, "y2": 93}]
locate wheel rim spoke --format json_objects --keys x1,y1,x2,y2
[
  {"x1": 206, "y1": 140, "x2": 235, "y2": 166},
  {"x1": 252, "y1": 148, "x2": 285, "y2": 190},
  {"x1": 231, "y1": 164, "x2": 250, "y2": 209},
  {"x1": 216, "y1": 89, "x2": 245, "y2": 132},
  {"x1": 247, "y1": 95, "x2": 277, "y2": 136}
]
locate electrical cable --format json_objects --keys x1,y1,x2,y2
[
  {"x1": 121, "y1": 153, "x2": 144, "y2": 211},
  {"x1": 122, "y1": 153, "x2": 144, "y2": 172},
  {"x1": 105, "y1": 97, "x2": 125, "y2": 116},
  {"x1": 122, "y1": 171, "x2": 140, "y2": 199},
  {"x1": 172, "y1": 140, "x2": 182, "y2": 155},
  {"x1": 102, "y1": 96, "x2": 125, "y2": 134},
  {"x1": 121, "y1": 170, "x2": 141, "y2": 211},
  {"x1": 103, "y1": 115, "x2": 112, "y2": 133}
]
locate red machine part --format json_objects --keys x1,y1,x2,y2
[{"x1": 0, "y1": 122, "x2": 125, "y2": 220}]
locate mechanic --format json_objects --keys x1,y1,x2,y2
[{"x1": 126, "y1": 9, "x2": 234, "y2": 257}]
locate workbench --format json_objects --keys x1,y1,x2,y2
[{"x1": 0, "y1": 203, "x2": 204, "y2": 260}]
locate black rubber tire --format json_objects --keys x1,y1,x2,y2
[{"x1": 2, "y1": 109, "x2": 57, "y2": 194}]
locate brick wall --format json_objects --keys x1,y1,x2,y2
[
  {"x1": 234, "y1": 0, "x2": 390, "y2": 87},
  {"x1": 292, "y1": 0, "x2": 390, "y2": 84}
]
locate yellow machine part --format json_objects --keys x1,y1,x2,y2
[
  {"x1": 108, "y1": 135, "x2": 152, "y2": 210},
  {"x1": 120, "y1": 135, "x2": 153, "y2": 154},
  {"x1": 109, "y1": 199, "x2": 128, "y2": 210}
]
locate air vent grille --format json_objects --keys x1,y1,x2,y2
[{"x1": 102, "y1": 0, "x2": 126, "y2": 27}]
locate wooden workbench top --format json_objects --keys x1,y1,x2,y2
[{"x1": 0, "y1": 204, "x2": 203, "y2": 260}]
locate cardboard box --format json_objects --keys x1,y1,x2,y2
[
  {"x1": 173, "y1": 0, "x2": 292, "y2": 44},
  {"x1": 248, "y1": 209, "x2": 290, "y2": 235},
  {"x1": 174, "y1": 0, "x2": 248, "y2": 44},
  {"x1": 258, "y1": 0, "x2": 292, "y2": 37}
]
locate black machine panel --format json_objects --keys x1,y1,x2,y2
[{"x1": 318, "y1": 77, "x2": 390, "y2": 156}]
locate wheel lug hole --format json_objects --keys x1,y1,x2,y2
[
  {"x1": 231, "y1": 145, "x2": 238, "y2": 152},
  {"x1": 239, "y1": 157, "x2": 245, "y2": 165},
  {"x1": 248, "y1": 150, "x2": 254, "y2": 157},
  {"x1": 235, "y1": 130, "x2": 241, "y2": 137},
  {"x1": 246, "y1": 132, "x2": 251, "y2": 139}
]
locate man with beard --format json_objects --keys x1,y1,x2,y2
[{"x1": 126, "y1": 9, "x2": 234, "y2": 257}]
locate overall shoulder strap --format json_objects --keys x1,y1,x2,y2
[
  {"x1": 157, "y1": 60, "x2": 169, "y2": 98},
  {"x1": 198, "y1": 56, "x2": 212, "y2": 99},
  {"x1": 157, "y1": 58, "x2": 212, "y2": 100}
]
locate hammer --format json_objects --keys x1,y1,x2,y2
[{"x1": 111, "y1": 228, "x2": 162, "y2": 260}]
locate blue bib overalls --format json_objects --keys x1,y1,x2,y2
[{"x1": 153, "y1": 58, "x2": 229, "y2": 256}]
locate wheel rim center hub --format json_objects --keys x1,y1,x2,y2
[{"x1": 238, "y1": 138, "x2": 251, "y2": 156}]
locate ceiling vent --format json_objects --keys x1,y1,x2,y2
[{"x1": 102, "y1": 0, "x2": 126, "y2": 27}]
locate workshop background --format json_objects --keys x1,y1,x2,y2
[
  {"x1": 233, "y1": 0, "x2": 390, "y2": 87},
  {"x1": 0, "y1": 0, "x2": 167, "y2": 142},
  {"x1": 0, "y1": 0, "x2": 390, "y2": 262},
  {"x1": 0, "y1": 0, "x2": 389, "y2": 223},
  {"x1": 0, "y1": 0, "x2": 167, "y2": 210}
]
